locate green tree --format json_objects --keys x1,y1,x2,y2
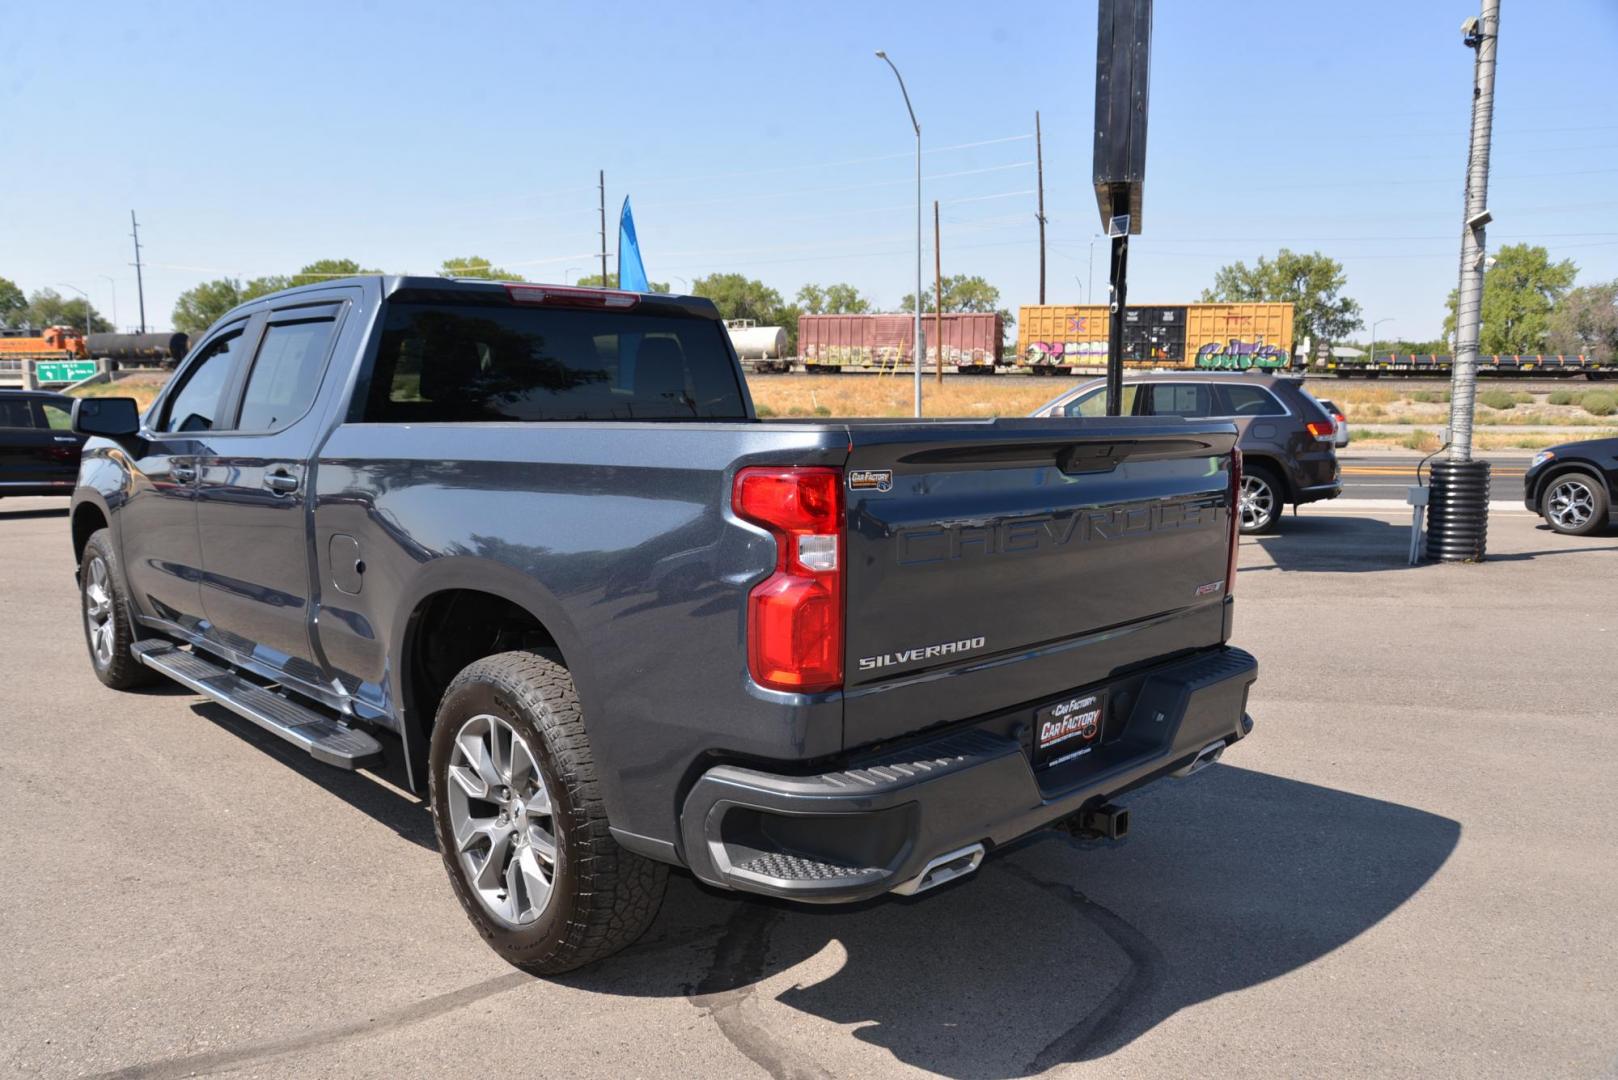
[
  {"x1": 171, "y1": 276, "x2": 290, "y2": 334},
  {"x1": 1546, "y1": 280, "x2": 1618, "y2": 362},
  {"x1": 0, "y1": 276, "x2": 26, "y2": 328},
  {"x1": 1444, "y1": 244, "x2": 1580, "y2": 355},
  {"x1": 24, "y1": 288, "x2": 112, "y2": 333},
  {"x1": 440, "y1": 255, "x2": 525, "y2": 282},
  {"x1": 900, "y1": 274, "x2": 1014, "y2": 327},
  {"x1": 288, "y1": 258, "x2": 378, "y2": 288},
  {"x1": 691, "y1": 273, "x2": 785, "y2": 324},
  {"x1": 1201, "y1": 249, "x2": 1362, "y2": 346},
  {"x1": 797, "y1": 282, "x2": 871, "y2": 314},
  {"x1": 571, "y1": 272, "x2": 670, "y2": 293}
]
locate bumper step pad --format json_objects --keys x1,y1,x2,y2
[{"x1": 130, "y1": 640, "x2": 382, "y2": 770}]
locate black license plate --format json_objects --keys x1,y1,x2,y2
[{"x1": 1033, "y1": 690, "x2": 1107, "y2": 769}]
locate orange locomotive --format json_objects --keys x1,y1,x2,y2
[{"x1": 0, "y1": 326, "x2": 89, "y2": 359}]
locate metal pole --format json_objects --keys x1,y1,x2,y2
[
  {"x1": 1106, "y1": 226, "x2": 1128, "y2": 415},
  {"x1": 934, "y1": 199, "x2": 943, "y2": 384},
  {"x1": 1369, "y1": 317, "x2": 1394, "y2": 367},
  {"x1": 876, "y1": 51, "x2": 923, "y2": 418},
  {"x1": 1087, "y1": 237, "x2": 1096, "y2": 305},
  {"x1": 1448, "y1": 1, "x2": 1500, "y2": 462},
  {"x1": 599, "y1": 171, "x2": 609, "y2": 286},
  {"x1": 1035, "y1": 110, "x2": 1046, "y2": 305},
  {"x1": 130, "y1": 211, "x2": 147, "y2": 333}
]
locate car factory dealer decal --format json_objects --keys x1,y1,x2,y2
[{"x1": 1037, "y1": 693, "x2": 1103, "y2": 762}]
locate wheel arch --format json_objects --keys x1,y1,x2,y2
[
  {"x1": 389, "y1": 557, "x2": 588, "y2": 795},
  {"x1": 69, "y1": 494, "x2": 111, "y2": 568},
  {"x1": 1533, "y1": 460, "x2": 1608, "y2": 506},
  {"x1": 1239, "y1": 453, "x2": 1293, "y2": 500}
]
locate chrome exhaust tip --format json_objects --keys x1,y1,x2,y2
[
  {"x1": 891, "y1": 843, "x2": 986, "y2": 896},
  {"x1": 1172, "y1": 740, "x2": 1226, "y2": 779}
]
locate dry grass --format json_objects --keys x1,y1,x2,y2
[
  {"x1": 1355, "y1": 427, "x2": 1618, "y2": 451},
  {"x1": 746, "y1": 374, "x2": 1081, "y2": 419}
]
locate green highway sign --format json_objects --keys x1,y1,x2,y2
[{"x1": 35, "y1": 360, "x2": 98, "y2": 384}]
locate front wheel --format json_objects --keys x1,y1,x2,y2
[
  {"x1": 80, "y1": 529, "x2": 157, "y2": 689},
  {"x1": 1542, "y1": 474, "x2": 1609, "y2": 536},
  {"x1": 1237, "y1": 467, "x2": 1284, "y2": 535},
  {"x1": 428, "y1": 651, "x2": 666, "y2": 974}
]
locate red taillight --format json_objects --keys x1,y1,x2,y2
[
  {"x1": 1226, "y1": 448, "x2": 1242, "y2": 596},
  {"x1": 505, "y1": 284, "x2": 639, "y2": 308},
  {"x1": 732, "y1": 467, "x2": 844, "y2": 693},
  {"x1": 1305, "y1": 419, "x2": 1335, "y2": 441}
]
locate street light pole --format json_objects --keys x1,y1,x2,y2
[
  {"x1": 876, "y1": 50, "x2": 923, "y2": 418},
  {"x1": 1369, "y1": 317, "x2": 1394, "y2": 366}
]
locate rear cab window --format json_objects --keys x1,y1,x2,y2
[{"x1": 360, "y1": 300, "x2": 748, "y2": 422}]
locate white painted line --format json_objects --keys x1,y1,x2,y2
[{"x1": 1303, "y1": 498, "x2": 1531, "y2": 514}]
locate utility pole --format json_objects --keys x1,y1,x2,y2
[
  {"x1": 1448, "y1": 3, "x2": 1499, "y2": 463},
  {"x1": 934, "y1": 199, "x2": 943, "y2": 384},
  {"x1": 1427, "y1": 1, "x2": 1500, "y2": 564},
  {"x1": 1035, "y1": 110, "x2": 1047, "y2": 304},
  {"x1": 129, "y1": 210, "x2": 147, "y2": 333},
  {"x1": 598, "y1": 171, "x2": 609, "y2": 286}
]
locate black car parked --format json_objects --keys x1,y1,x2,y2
[
  {"x1": 1523, "y1": 436, "x2": 1618, "y2": 535},
  {"x1": 0, "y1": 390, "x2": 85, "y2": 497},
  {"x1": 1033, "y1": 372, "x2": 1342, "y2": 534}
]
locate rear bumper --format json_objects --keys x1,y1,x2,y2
[
  {"x1": 1297, "y1": 480, "x2": 1342, "y2": 503},
  {"x1": 679, "y1": 645, "x2": 1258, "y2": 903}
]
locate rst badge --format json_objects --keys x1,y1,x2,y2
[
  {"x1": 848, "y1": 468, "x2": 892, "y2": 493},
  {"x1": 1034, "y1": 691, "x2": 1106, "y2": 768}
]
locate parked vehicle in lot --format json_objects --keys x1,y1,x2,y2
[
  {"x1": 1523, "y1": 436, "x2": 1618, "y2": 535},
  {"x1": 68, "y1": 276, "x2": 1257, "y2": 973},
  {"x1": 0, "y1": 389, "x2": 85, "y2": 497},
  {"x1": 1033, "y1": 372, "x2": 1341, "y2": 534},
  {"x1": 1315, "y1": 398, "x2": 1351, "y2": 448}
]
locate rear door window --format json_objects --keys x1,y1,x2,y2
[
  {"x1": 1142, "y1": 383, "x2": 1214, "y2": 418},
  {"x1": 1217, "y1": 384, "x2": 1287, "y2": 417},
  {"x1": 235, "y1": 317, "x2": 337, "y2": 431},
  {"x1": 363, "y1": 301, "x2": 748, "y2": 422},
  {"x1": 0, "y1": 399, "x2": 36, "y2": 428}
]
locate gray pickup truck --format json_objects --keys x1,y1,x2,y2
[{"x1": 69, "y1": 276, "x2": 1257, "y2": 973}]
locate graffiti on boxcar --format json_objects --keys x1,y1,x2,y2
[
  {"x1": 1026, "y1": 340, "x2": 1109, "y2": 364},
  {"x1": 1194, "y1": 339, "x2": 1289, "y2": 370}
]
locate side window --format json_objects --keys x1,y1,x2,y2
[
  {"x1": 39, "y1": 401, "x2": 73, "y2": 430},
  {"x1": 1063, "y1": 384, "x2": 1138, "y2": 417},
  {"x1": 160, "y1": 330, "x2": 243, "y2": 433},
  {"x1": 0, "y1": 399, "x2": 36, "y2": 428},
  {"x1": 236, "y1": 318, "x2": 337, "y2": 431},
  {"x1": 1219, "y1": 384, "x2": 1287, "y2": 417},
  {"x1": 1143, "y1": 383, "x2": 1213, "y2": 418}
]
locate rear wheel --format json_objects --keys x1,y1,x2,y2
[
  {"x1": 1237, "y1": 465, "x2": 1283, "y2": 535},
  {"x1": 428, "y1": 651, "x2": 666, "y2": 974},
  {"x1": 1541, "y1": 473, "x2": 1609, "y2": 536},
  {"x1": 80, "y1": 529, "x2": 157, "y2": 690}
]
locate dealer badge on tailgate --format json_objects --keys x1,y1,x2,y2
[{"x1": 1034, "y1": 691, "x2": 1105, "y2": 768}]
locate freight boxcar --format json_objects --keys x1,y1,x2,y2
[
  {"x1": 797, "y1": 311, "x2": 1004, "y2": 372},
  {"x1": 1018, "y1": 302, "x2": 1294, "y2": 372}
]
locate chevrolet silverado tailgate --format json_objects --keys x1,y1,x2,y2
[{"x1": 841, "y1": 417, "x2": 1238, "y2": 748}]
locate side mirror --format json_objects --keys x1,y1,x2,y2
[{"x1": 72, "y1": 396, "x2": 141, "y2": 439}]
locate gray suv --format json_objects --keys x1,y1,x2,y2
[{"x1": 1034, "y1": 372, "x2": 1341, "y2": 533}]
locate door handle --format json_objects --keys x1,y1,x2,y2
[
  {"x1": 54, "y1": 435, "x2": 78, "y2": 443},
  {"x1": 264, "y1": 470, "x2": 301, "y2": 495},
  {"x1": 171, "y1": 464, "x2": 197, "y2": 483}
]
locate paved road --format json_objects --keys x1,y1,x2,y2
[
  {"x1": 2, "y1": 496, "x2": 1615, "y2": 1077},
  {"x1": 1338, "y1": 453, "x2": 1528, "y2": 503}
]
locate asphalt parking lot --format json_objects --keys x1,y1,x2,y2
[{"x1": 2, "y1": 496, "x2": 1615, "y2": 1078}]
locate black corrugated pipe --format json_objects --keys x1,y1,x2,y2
[{"x1": 1426, "y1": 460, "x2": 1492, "y2": 562}]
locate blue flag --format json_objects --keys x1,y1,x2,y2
[{"x1": 617, "y1": 196, "x2": 649, "y2": 292}]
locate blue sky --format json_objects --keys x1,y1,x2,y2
[{"x1": 4, "y1": 0, "x2": 1616, "y2": 341}]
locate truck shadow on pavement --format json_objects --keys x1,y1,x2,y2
[{"x1": 571, "y1": 764, "x2": 1460, "y2": 1078}]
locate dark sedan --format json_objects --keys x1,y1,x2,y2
[
  {"x1": 0, "y1": 390, "x2": 85, "y2": 498},
  {"x1": 1523, "y1": 436, "x2": 1618, "y2": 535}
]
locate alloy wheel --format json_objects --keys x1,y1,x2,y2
[
  {"x1": 445, "y1": 713, "x2": 558, "y2": 928},
  {"x1": 1547, "y1": 479, "x2": 1596, "y2": 531},
  {"x1": 1239, "y1": 475, "x2": 1276, "y2": 532},
  {"x1": 83, "y1": 556, "x2": 115, "y2": 667}
]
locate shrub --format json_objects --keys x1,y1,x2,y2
[
  {"x1": 1547, "y1": 390, "x2": 1575, "y2": 406},
  {"x1": 1400, "y1": 429, "x2": 1441, "y2": 452},
  {"x1": 1479, "y1": 389, "x2": 1517, "y2": 410},
  {"x1": 1410, "y1": 389, "x2": 1451, "y2": 404},
  {"x1": 1580, "y1": 392, "x2": 1617, "y2": 417},
  {"x1": 753, "y1": 403, "x2": 776, "y2": 418}
]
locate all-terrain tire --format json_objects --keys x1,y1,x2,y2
[
  {"x1": 428, "y1": 650, "x2": 667, "y2": 974},
  {"x1": 79, "y1": 528, "x2": 158, "y2": 690}
]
